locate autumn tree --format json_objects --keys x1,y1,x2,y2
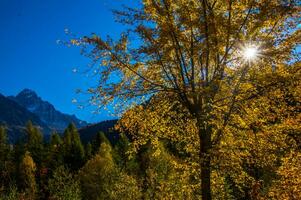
[
  {"x1": 267, "y1": 151, "x2": 301, "y2": 199},
  {"x1": 79, "y1": 142, "x2": 141, "y2": 200},
  {"x1": 72, "y1": 0, "x2": 300, "y2": 199},
  {"x1": 19, "y1": 151, "x2": 37, "y2": 199},
  {"x1": 48, "y1": 166, "x2": 82, "y2": 200},
  {"x1": 140, "y1": 141, "x2": 198, "y2": 199}
]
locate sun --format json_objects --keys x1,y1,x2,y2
[
  {"x1": 238, "y1": 43, "x2": 261, "y2": 63},
  {"x1": 243, "y1": 47, "x2": 258, "y2": 60}
]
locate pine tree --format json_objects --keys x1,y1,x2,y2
[
  {"x1": 0, "y1": 126, "x2": 9, "y2": 171},
  {"x1": 63, "y1": 123, "x2": 85, "y2": 171},
  {"x1": 113, "y1": 133, "x2": 139, "y2": 175},
  {"x1": 25, "y1": 121, "x2": 44, "y2": 167},
  {"x1": 47, "y1": 132, "x2": 64, "y2": 171},
  {"x1": 0, "y1": 184, "x2": 20, "y2": 200},
  {"x1": 91, "y1": 131, "x2": 111, "y2": 154},
  {"x1": 85, "y1": 142, "x2": 92, "y2": 161},
  {"x1": 0, "y1": 126, "x2": 13, "y2": 193},
  {"x1": 50, "y1": 132, "x2": 62, "y2": 147}
]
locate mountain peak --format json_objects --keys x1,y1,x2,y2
[
  {"x1": 17, "y1": 88, "x2": 38, "y2": 99},
  {"x1": 10, "y1": 89, "x2": 88, "y2": 130}
]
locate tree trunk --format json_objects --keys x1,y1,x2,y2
[{"x1": 199, "y1": 125, "x2": 212, "y2": 200}]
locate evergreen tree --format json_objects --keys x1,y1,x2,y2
[
  {"x1": 63, "y1": 123, "x2": 85, "y2": 171},
  {"x1": 12, "y1": 141, "x2": 26, "y2": 185},
  {"x1": 85, "y1": 142, "x2": 92, "y2": 161},
  {"x1": 91, "y1": 131, "x2": 111, "y2": 154},
  {"x1": 0, "y1": 127, "x2": 9, "y2": 175},
  {"x1": 25, "y1": 121, "x2": 44, "y2": 167},
  {"x1": 0, "y1": 184, "x2": 20, "y2": 200},
  {"x1": 0, "y1": 126, "x2": 8, "y2": 152},
  {"x1": 47, "y1": 132, "x2": 64, "y2": 172},
  {"x1": 50, "y1": 132, "x2": 62, "y2": 147},
  {"x1": 0, "y1": 126, "x2": 13, "y2": 193},
  {"x1": 114, "y1": 133, "x2": 139, "y2": 175}
]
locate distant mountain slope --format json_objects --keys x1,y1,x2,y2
[
  {"x1": 0, "y1": 93, "x2": 50, "y2": 143},
  {"x1": 79, "y1": 119, "x2": 119, "y2": 144},
  {"x1": 10, "y1": 89, "x2": 87, "y2": 131}
]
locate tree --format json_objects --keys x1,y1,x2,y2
[
  {"x1": 50, "y1": 132, "x2": 62, "y2": 147},
  {"x1": 62, "y1": 123, "x2": 85, "y2": 171},
  {"x1": 47, "y1": 132, "x2": 64, "y2": 171},
  {"x1": 91, "y1": 131, "x2": 111, "y2": 154},
  {"x1": 117, "y1": 62, "x2": 301, "y2": 199},
  {"x1": 0, "y1": 185, "x2": 20, "y2": 200},
  {"x1": 85, "y1": 142, "x2": 92, "y2": 161},
  {"x1": 48, "y1": 166, "x2": 81, "y2": 200},
  {"x1": 73, "y1": 1, "x2": 300, "y2": 199},
  {"x1": 141, "y1": 142, "x2": 198, "y2": 199},
  {"x1": 0, "y1": 126, "x2": 8, "y2": 153},
  {"x1": 113, "y1": 133, "x2": 140, "y2": 175},
  {"x1": 79, "y1": 142, "x2": 141, "y2": 200},
  {"x1": 25, "y1": 121, "x2": 44, "y2": 167},
  {"x1": 0, "y1": 126, "x2": 12, "y2": 191},
  {"x1": 267, "y1": 151, "x2": 301, "y2": 199},
  {"x1": 19, "y1": 151, "x2": 37, "y2": 199}
]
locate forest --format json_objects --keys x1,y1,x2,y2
[{"x1": 1, "y1": 0, "x2": 301, "y2": 199}]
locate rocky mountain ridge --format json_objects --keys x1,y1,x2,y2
[{"x1": 9, "y1": 89, "x2": 87, "y2": 131}]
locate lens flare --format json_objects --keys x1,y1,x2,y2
[
  {"x1": 237, "y1": 43, "x2": 261, "y2": 64},
  {"x1": 243, "y1": 47, "x2": 258, "y2": 60}
]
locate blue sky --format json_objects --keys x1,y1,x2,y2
[{"x1": 0, "y1": 0, "x2": 134, "y2": 123}]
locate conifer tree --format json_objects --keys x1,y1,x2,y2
[
  {"x1": 85, "y1": 142, "x2": 92, "y2": 161},
  {"x1": 63, "y1": 123, "x2": 85, "y2": 171},
  {"x1": 0, "y1": 184, "x2": 20, "y2": 200},
  {"x1": 0, "y1": 126, "x2": 9, "y2": 169},
  {"x1": 114, "y1": 133, "x2": 139, "y2": 175},
  {"x1": 91, "y1": 131, "x2": 111, "y2": 154},
  {"x1": 0, "y1": 126, "x2": 12, "y2": 193},
  {"x1": 50, "y1": 132, "x2": 62, "y2": 147},
  {"x1": 47, "y1": 132, "x2": 64, "y2": 171},
  {"x1": 25, "y1": 121, "x2": 44, "y2": 167}
]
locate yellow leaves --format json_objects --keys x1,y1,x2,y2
[
  {"x1": 20, "y1": 151, "x2": 36, "y2": 173},
  {"x1": 267, "y1": 152, "x2": 301, "y2": 199},
  {"x1": 70, "y1": 39, "x2": 80, "y2": 46},
  {"x1": 69, "y1": 1, "x2": 301, "y2": 198},
  {"x1": 117, "y1": 93, "x2": 199, "y2": 155}
]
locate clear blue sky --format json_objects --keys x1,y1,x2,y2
[{"x1": 0, "y1": 0, "x2": 135, "y2": 123}]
